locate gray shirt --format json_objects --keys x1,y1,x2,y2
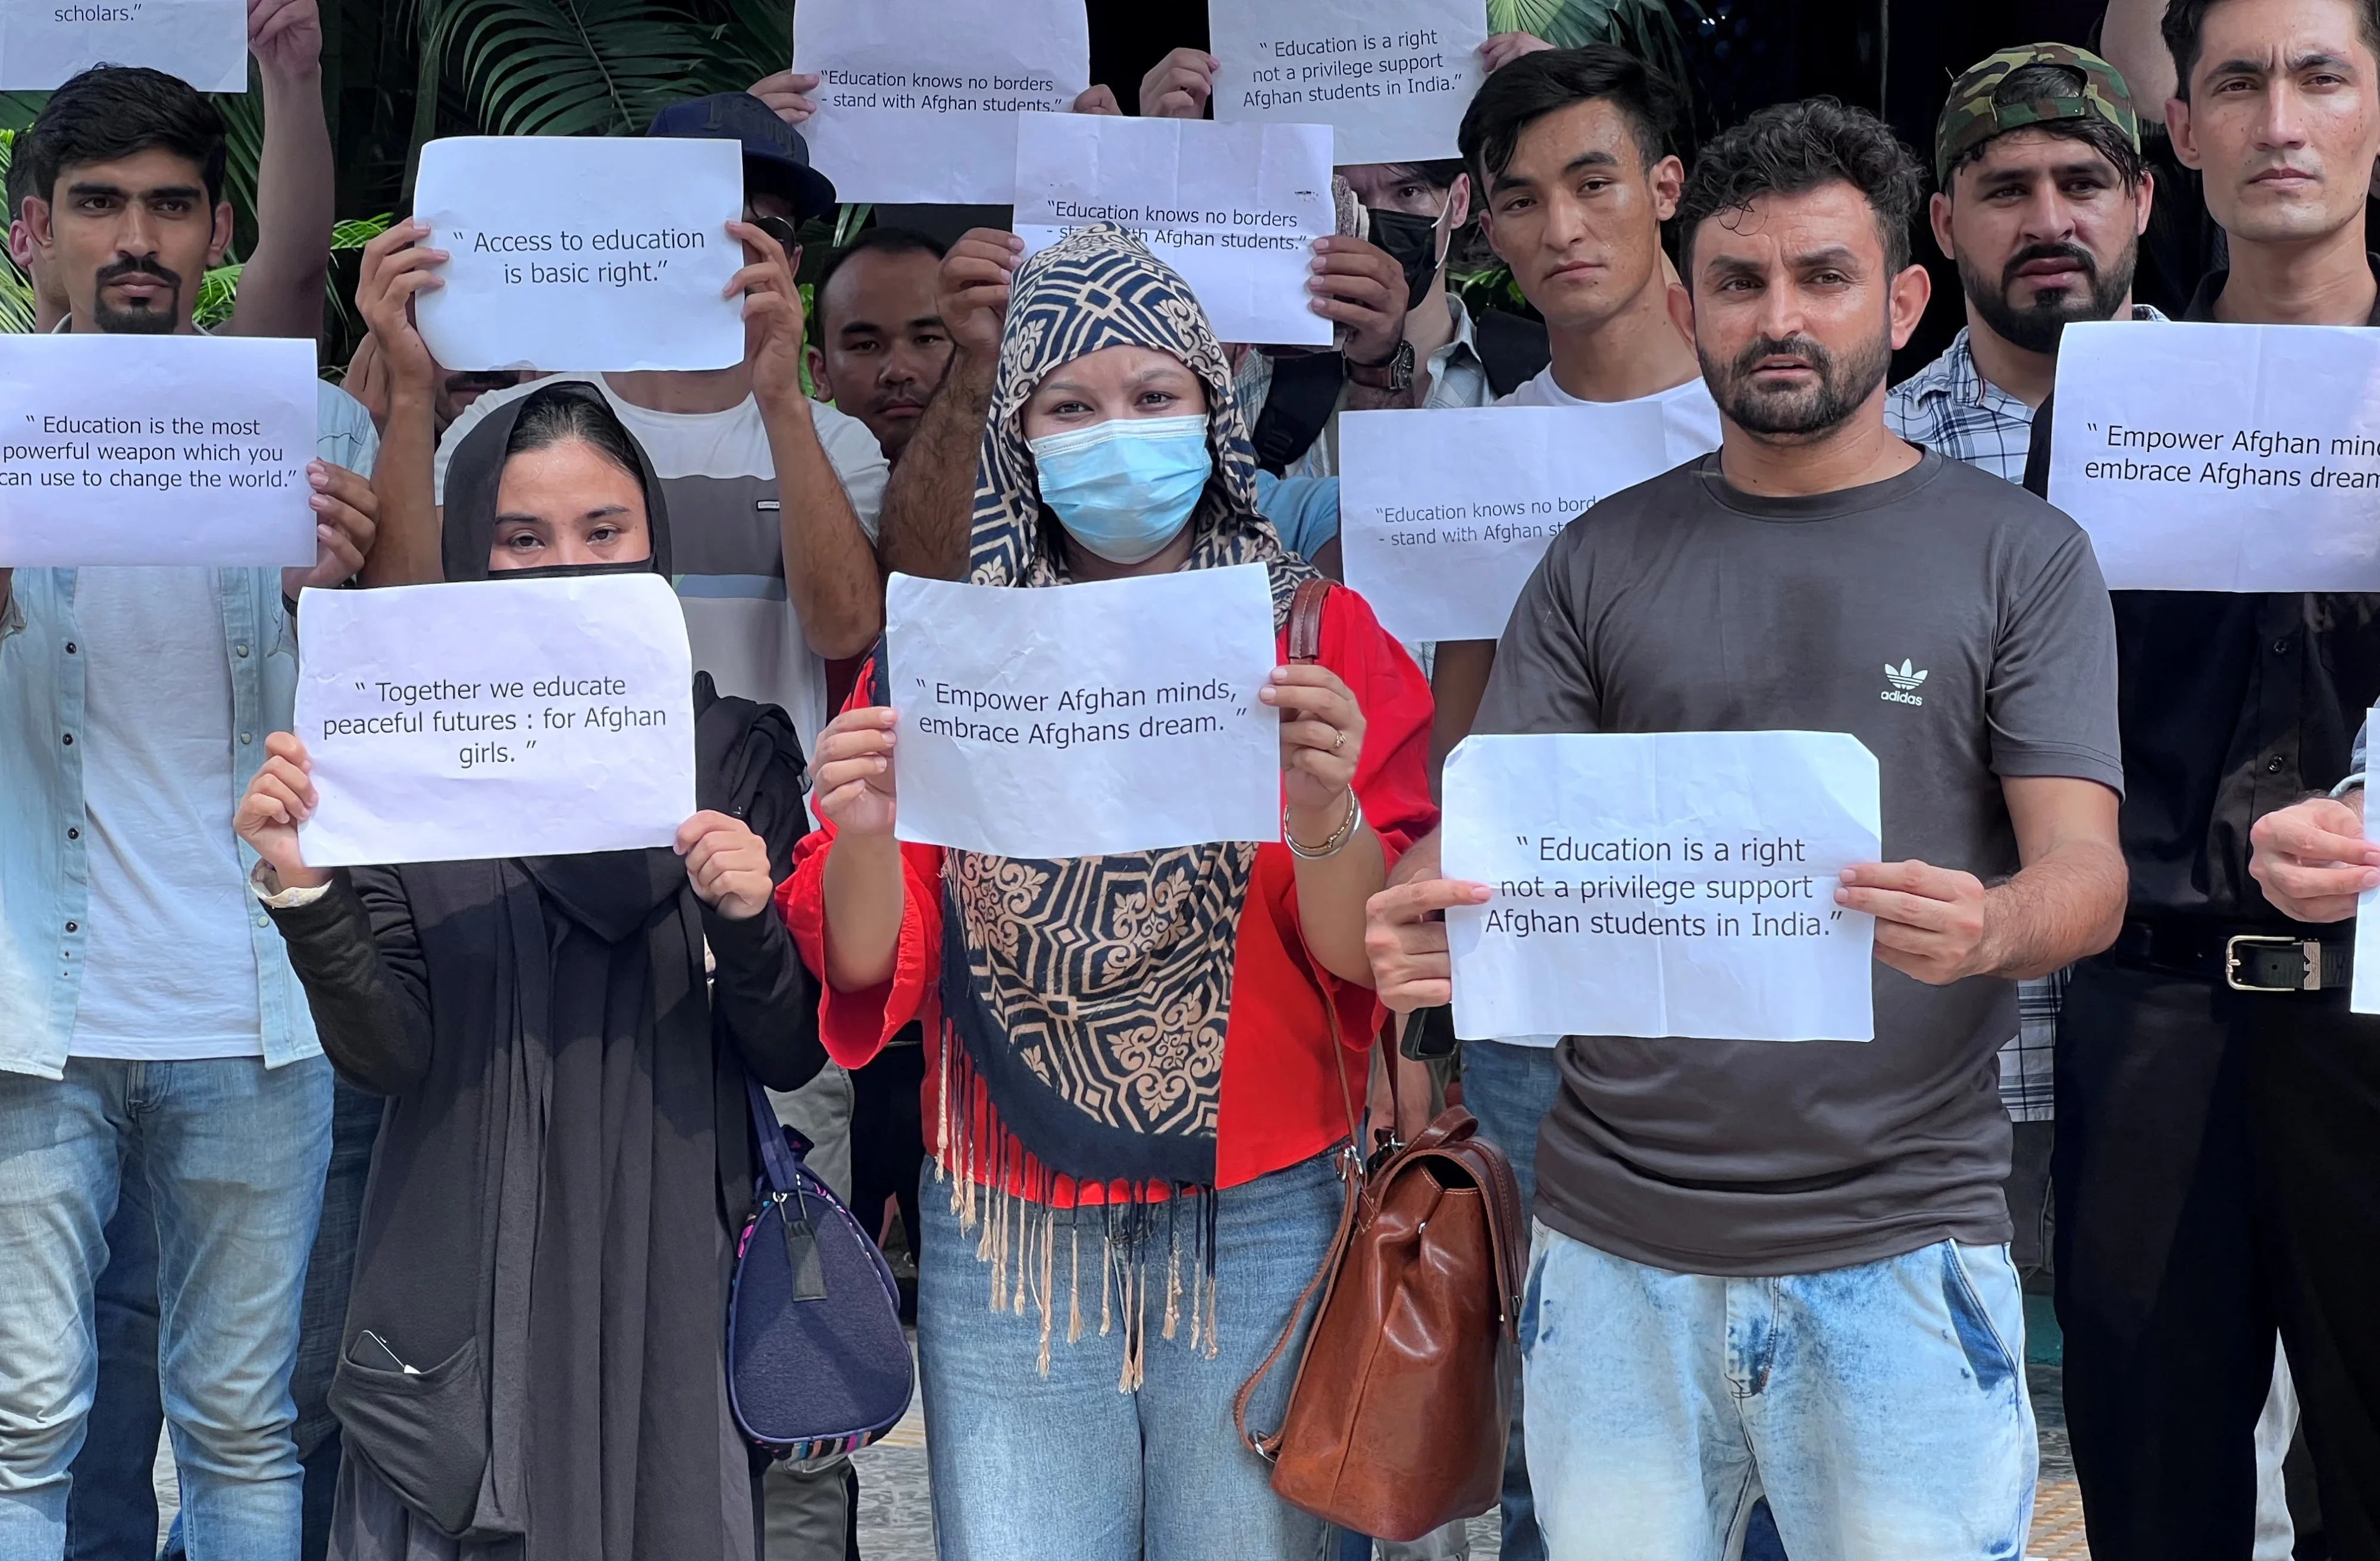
[{"x1": 1473, "y1": 449, "x2": 2122, "y2": 1274}]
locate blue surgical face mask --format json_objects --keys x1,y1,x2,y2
[{"x1": 1027, "y1": 413, "x2": 1213, "y2": 565}]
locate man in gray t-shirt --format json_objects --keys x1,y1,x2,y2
[{"x1": 1368, "y1": 101, "x2": 2125, "y2": 1559}]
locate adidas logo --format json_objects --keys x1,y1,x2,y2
[{"x1": 1881, "y1": 659, "x2": 1927, "y2": 706}]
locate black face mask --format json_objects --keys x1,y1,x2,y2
[
  {"x1": 494, "y1": 558, "x2": 654, "y2": 583},
  {"x1": 1367, "y1": 206, "x2": 1446, "y2": 313}
]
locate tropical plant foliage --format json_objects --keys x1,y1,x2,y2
[{"x1": 0, "y1": 0, "x2": 1694, "y2": 349}]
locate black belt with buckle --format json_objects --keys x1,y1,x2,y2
[{"x1": 2106, "y1": 917, "x2": 2352, "y2": 993}]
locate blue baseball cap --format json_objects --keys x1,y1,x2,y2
[{"x1": 646, "y1": 92, "x2": 838, "y2": 222}]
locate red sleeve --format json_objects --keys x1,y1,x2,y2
[
  {"x1": 1317, "y1": 583, "x2": 1438, "y2": 870},
  {"x1": 1280, "y1": 584, "x2": 1438, "y2": 1054},
  {"x1": 777, "y1": 804, "x2": 948, "y2": 1073}
]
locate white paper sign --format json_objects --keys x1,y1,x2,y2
[
  {"x1": 295, "y1": 575, "x2": 697, "y2": 866},
  {"x1": 0, "y1": 0, "x2": 245, "y2": 91},
  {"x1": 885, "y1": 566, "x2": 1280, "y2": 857},
  {"x1": 1209, "y1": 0, "x2": 1485, "y2": 165},
  {"x1": 1339, "y1": 403, "x2": 1672, "y2": 642},
  {"x1": 0, "y1": 333, "x2": 316, "y2": 567},
  {"x1": 1013, "y1": 114, "x2": 1334, "y2": 347},
  {"x1": 1443, "y1": 731, "x2": 1880, "y2": 1043},
  {"x1": 792, "y1": 0, "x2": 1089, "y2": 205},
  {"x1": 2047, "y1": 319, "x2": 2380, "y2": 591},
  {"x1": 411, "y1": 137, "x2": 744, "y2": 374}
]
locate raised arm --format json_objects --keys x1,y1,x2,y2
[
  {"x1": 237, "y1": 734, "x2": 436, "y2": 1092},
  {"x1": 876, "y1": 230, "x2": 1017, "y2": 582},
  {"x1": 731, "y1": 218, "x2": 882, "y2": 657},
  {"x1": 226, "y1": 0, "x2": 334, "y2": 341},
  {"x1": 2100, "y1": 0, "x2": 2178, "y2": 123},
  {"x1": 1836, "y1": 775, "x2": 2127, "y2": 983},
  {"x1": 350, "y1": 221, "x2": 446, "y2": 585}
]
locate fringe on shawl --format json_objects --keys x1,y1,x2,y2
[{"x1": 933, "y1": 1026, "x2": 1222, "y2": 1387}]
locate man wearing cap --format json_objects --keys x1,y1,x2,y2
[
  {"x1": 2022, "y1": 1, "x2": 2380, "y2": 1555},
  {"x1": 425, "y1": 92, "x2": 888, "y2": 1560}
]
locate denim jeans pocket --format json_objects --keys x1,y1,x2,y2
[
  {"x1": 1940, "y1": 1243, "x2": 2022, "y2": 1395},
  {"x1": 327, "y1": 1332, "x2": 489, "y2": 1538}
]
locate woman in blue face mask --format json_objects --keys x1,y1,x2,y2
[{"x1": 784, "y1": 224, "x2": 1439, "y2": 1559}]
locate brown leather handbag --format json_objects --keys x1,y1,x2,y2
[{"x1": 1234, "y1": 579, "x2": 1529, "y2": 1543}]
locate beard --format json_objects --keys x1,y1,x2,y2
[
  {"x1": 89, "y1": 256, "x2": 183, "y2": 334},
  {"x1": 1701, "y1": 326, "x2": 1893, "y2": 440},
  {"x1": 1962, "y1": 239, "x2": 2135, "y2": 354}
]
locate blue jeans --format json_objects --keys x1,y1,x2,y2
[
  {"x1": 0, "y1": 1057, "x2": 332, "y2": 1561},
  {"x1": 917, "y1": 1152, "x2": 1344, "y2": 1561},
  {"x1": 66, "y1": 1077, "x2": 378, "y2": 1561},
  {"x1": 1460, "y1": 1039, "x2": 1562, "y2": 1561},
  {"x1": 1523, "y1": 1223, "x2": 2035, "y2": 1561}
]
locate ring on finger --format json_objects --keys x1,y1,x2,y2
[{"x1": 1332, "y1": 729, "x2": 1345, "y2": 753}]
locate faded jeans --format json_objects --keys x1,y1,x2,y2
[
  {"x1": 0, "y1": 1057, "x2": 331, "y2": 1561},
  {"x1": 917, "y1": 1151, "x2": 1344, "y2": 1561},
  {"x1": 1524, "y1": 1223, "x2": 2035, "y2": 1561}
]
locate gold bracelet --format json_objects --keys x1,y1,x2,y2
[{"x1": 1285, "y1": 789, "x2": 1363, "y2": 859}]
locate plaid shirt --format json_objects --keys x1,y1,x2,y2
[{"x1": 1883, "y1": 313, "x2": 2161, "y2": 1120}]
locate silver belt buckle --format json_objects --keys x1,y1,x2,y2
[{"x1": 2224, "y1": 934, "x2": 2321, "y2": 993}]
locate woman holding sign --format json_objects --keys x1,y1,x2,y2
[
  {"x1": 233, "y1": 383, "x2": 824, "y2": 1559},
  {"x1": 787, "y1": 225, "x2": 1436, "y2": 1557}
]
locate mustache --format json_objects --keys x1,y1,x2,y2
[
  {"x1": 94, "y1": 255, "x2": 183, "y2": 290},
  {"x1": 1730, "y1": 333, "x2": 1834, "y2": 381},
  {"x1": 2000, "y1": 241, "x2": 2099, "y2": 293}
]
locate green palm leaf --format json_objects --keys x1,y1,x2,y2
[{"x1": 431, "y1": 0, "x2": 712, "y2": 137}]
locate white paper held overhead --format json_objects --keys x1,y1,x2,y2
[
  {"x1": 792, "y1": 0, "x2": 1089, "y2": 204},
  {"x1": 1339, "y1": 403, "x2": 1672, "y2": 642},
  {"x1": 0, "y1": 0, "x2": 245, "y2": 90},
  {"x1": 0, "y1": 333, "x2": 318, "y2": 567},
  {"x1": 884, "y1": 566, "x2": 1281, "y2": 858},
  {"x1": 295, "y1": 575, "x2": 697, "y2": 866},
  {"x1": 1208, "y1": 0, "x2": 1485, "y2": 164},
  {"x1": 1012, "y1": 113, "x2": 1335, "y2": 347},
  {"x1": 1443, "y1": 731, "x2": 1880, "y2": 1043},
  {"x1": 411, "y1": 137, "x2": 746, "y2": 374},
  {"x1": 2047, "y1": 319, "x2": 2380, "y2": 591}
]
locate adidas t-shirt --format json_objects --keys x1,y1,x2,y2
[
  {"x1": 436, "y1": 376, "x2": 890, "y2": 758},
  {"x1": 1472, "y1": 448, "x2": 2122, "y2": 1274}
]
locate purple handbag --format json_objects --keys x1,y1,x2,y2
[{"x1": 728, "y1": 1074, "x2": 913, "y2": 1460}]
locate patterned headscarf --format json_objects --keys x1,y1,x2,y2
[{"x1": 940, "y1": 224, "x2": 1317, "y2": 1191}]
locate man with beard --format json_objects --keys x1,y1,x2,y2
[
  {"x1": 2024, "y1": 1, "x2": 2380, "y2": 1556},
  {"x1": 1890, "y1": 46, "x2": 2157, "y2": 478},
  {"x1": 1361, "y1": 98, "x2": 2127, "y2": 1556},
  {"x1": 0, "y1": 64, "x2": 381, "y2": 1557}
]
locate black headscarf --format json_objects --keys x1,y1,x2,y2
[{"x1": 320, "y1": 382, "x2": 815, "y2": 1559}]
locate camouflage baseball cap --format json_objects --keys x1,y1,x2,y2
[{"x1": 1934, "y1": 43, "x2": 2139, "y2": 186}]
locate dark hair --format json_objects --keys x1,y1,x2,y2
[
  {"x1": 27, "y1": 66, "x2": 226, "y2": 210},
  {"x1": 1945, "y1": 62, "x2": 2147, "y2": 190},
  {"x1": 2165, "y1": 0, "x2": 2380, "y2": 99},
  {"x1": 1361, "y1": 158, "x2": 1467, "y2": 192},
  {"x1": 1676, "y1": 97, "x2": 1924, "y2": 276},
  {"x1": 5, "y1": 131, "x2": 36, "y2": 221},
  {"x1": 1457, "y1": 45, "x2": 1683, "y2": 190},
  {"x1": 505, "y1": 382, "x2": 646, "y2": 482},
  {"x1": 811, "y1": 224, "x2": 948, "y2": 341}
]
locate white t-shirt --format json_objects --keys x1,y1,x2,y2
[
  {"x1": 435, "y1": 377, "x2": 890, "y2": 757},
  {"x1": 1483, "y1": 368, "x2": 1724, "y2": 1051},
  {"x1": 1497, "y1": 366, "x2": 1726, "y2": 468},
  {"x1": 68, "y1": 569, "x2": 265, "y2": 1060}
]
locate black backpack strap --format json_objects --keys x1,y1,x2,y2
[
  {"x1": 1249, "y1": 352, "x2": 1346, "y2": 475},
  {"x1": 1473, "y1": 308, "x2": 1554, "y2": 400}
]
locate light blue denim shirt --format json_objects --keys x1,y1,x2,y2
[{"x1": 0, "y1": 381, "x2": 377, "y2": 1079}]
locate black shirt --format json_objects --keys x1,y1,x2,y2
[{"x1": 2025, "y1": 262, "x2": 2380, "y2": 925}]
